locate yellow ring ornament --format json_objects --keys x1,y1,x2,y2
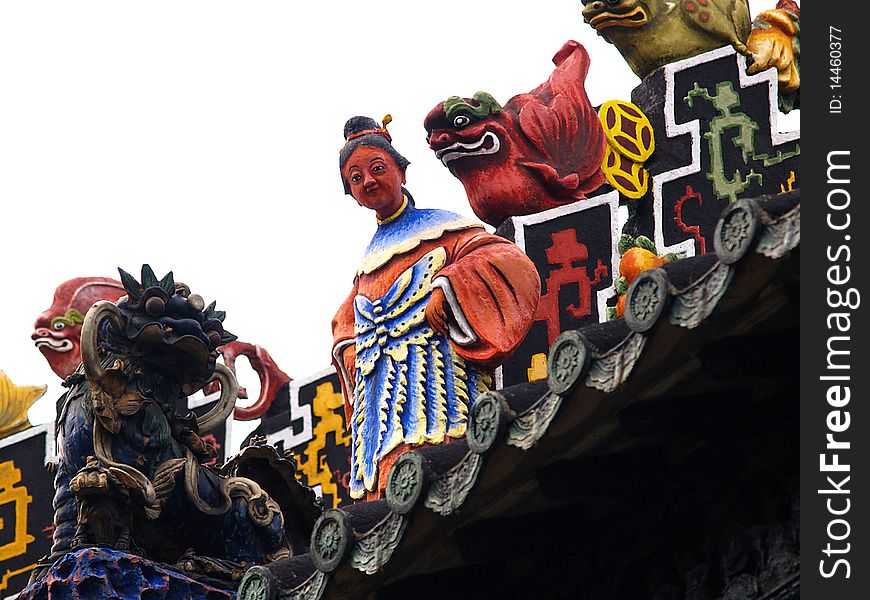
[{"x1": 598, "y1": 100, "x2": 655, "y2": 199}]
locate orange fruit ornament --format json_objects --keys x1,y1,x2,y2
[
  {"x1": 619, "y1": 247, "x2": 666, "y2": 284},
  {"x1": 615, "y1": 294, "x2": 627, "y2": 318}
]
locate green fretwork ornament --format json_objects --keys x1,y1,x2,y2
[{"x1": 684, "y1": 81, "x2": 799, "y2": 203}]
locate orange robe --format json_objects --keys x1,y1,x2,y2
[{"x1": 332, "y1": 198, "x2": 539, "y2": 499}]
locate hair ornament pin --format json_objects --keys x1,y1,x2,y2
[{"x1": 346, "y1": 113, "x2": 393, "y2": 143}]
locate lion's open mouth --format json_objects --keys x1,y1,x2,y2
[
  {"x1": 589, "y1": 6, "x2": 648, "y2": 30},
  {"x1": 34, "y1": 337, "x2": 73, "y2": 352},
  {"x1": 435, "y1": 131, "x2": 501, "y2": 165}
]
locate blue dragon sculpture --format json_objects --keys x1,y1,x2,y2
[{"x1": 28, "y1": 266, "x2": 319, "y2": 592}]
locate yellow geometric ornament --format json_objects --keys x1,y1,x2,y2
[
  {"x1": 0, "y1": 460, "x2": 35, "y2": 566},
  {"x1": 299, "y1": 382, "x2": 350, "y2": 506},
  {"x1": 602, "y1": 145, "x2": 650, "y2": 199},
  {"x1": 527, "y1": 353, "x2": 548, "y2": 382},
  {"x1": 599, "y1": 100, "x2": 655, "y2": 199},
  {"x1": 780, "y1": 170, "x2": 796, "y2": 193}
]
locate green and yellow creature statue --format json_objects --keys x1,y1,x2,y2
[{"x1": 581, "y1": 0, "x2": 751, "y2": 79}]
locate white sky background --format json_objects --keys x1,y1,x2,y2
[{"x1": 0, "y1": 0, "x2": 795, "y2": 450}]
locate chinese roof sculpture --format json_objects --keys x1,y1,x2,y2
[
  {"x1": 332, "y1": 116, "x2": 541, "y2": 500},
  {"x1": 424, "y1": 41, "x2": 606, "y2": 227},
  {"x1": 234, "y1": 8, "x2": 801, "y2": 597},
  {"x1": 6, "y1": 2, "x2": 803, "y2": 597},
  {"x1": 24, "y1": 266, "x2": 320, "y2": 597},
  {"x1": 34, "y1": 276, "x2": 292, "y2": 421},
  {"x1": 32, "y1": 277, "x2": 126, "y2": 380},
  {"x1": 581, "y1": 0, "x2": 751, "y2": 79},
  {"x1": 237, "y1": 186, "x2": 800, "y2": 600}
]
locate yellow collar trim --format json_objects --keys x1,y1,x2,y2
[{"x1": 376, "y1": 196, "x2": 408, "y2": 225}]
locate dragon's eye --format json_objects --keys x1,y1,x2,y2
[
  {"x1": 53, "y1": 322, "x2": 65, "y2": 330},
  {"x1": 453, "y1": 114, "x2": 471, "y2": 128}
]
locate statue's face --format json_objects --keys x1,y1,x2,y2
[{"x1": 343, "y1": 146, "x2": 406, "y2": 218}]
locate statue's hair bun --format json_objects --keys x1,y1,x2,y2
[{"x1": 344, "y1": 116, "x2": 380, "y2": 140}]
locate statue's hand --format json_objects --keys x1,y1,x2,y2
[{"x1": 425, "y1": 287, "x2": 450, "y2": 337}]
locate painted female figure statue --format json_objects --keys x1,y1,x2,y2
[{"x1": 332, "y1": 115, "x2": 540, "y2": 500}]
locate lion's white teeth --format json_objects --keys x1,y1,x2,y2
[{"x1": 436, "y1": 131, "x2": 501, "y2": 165}]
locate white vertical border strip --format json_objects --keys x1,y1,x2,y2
[
  {"x1": 654, "y1": 46, "x2": 800, "y2": 257},
  {"x1": 222, "y1": 414, "x2": 233, "y2": 462}
]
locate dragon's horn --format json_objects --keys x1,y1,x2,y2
[{"x1": 80, "y1": 301, "x2": 124, "y2": 383}]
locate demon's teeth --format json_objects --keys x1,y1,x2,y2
[
  {"x1": 436, "y1": 131, "x2": 501, "y2": 165},
  {"x1": 34, "y1": 337, "x2": 74, "y2": 352}
]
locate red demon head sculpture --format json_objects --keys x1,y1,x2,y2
[
  {"x1": 424, "y1": 40, "x2": 607, "y2": 227},
  {"x1": 32, "y1": 277, "x2": 126, "y2": 379}
]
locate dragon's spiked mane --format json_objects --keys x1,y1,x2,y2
[{"x1": 103, "y1": 264, "x2": 237, "y2": 389}]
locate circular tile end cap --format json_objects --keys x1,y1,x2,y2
[
  {"x1": 625, "y1": 268, "x2": 670, "y2": 333},
  {"x1": 467, "y1": 391, "x2": 508, "y2": 454},
  {"x1": 547, "y1": 330, "x2": 589, "y2": 396},
  {"x1": 310, "y1": 509, "x2": 352, "y2": 573},
  {"x1": 714, "y1": 198, "x2": 761, "y2": 264},
  {"x1": 237, "y1": 566, "x2": 276, "y2": 600},
  {"x1": 386, "y1": 451, "x2": 429, "y2": 515}
]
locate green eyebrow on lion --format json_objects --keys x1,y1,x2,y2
[
  {"x1": 444, "y1": 91, "x2": 503, "y2": 122},
  {"x1": 50, "y1": 308, "x2": 86, "y2": 328}
]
